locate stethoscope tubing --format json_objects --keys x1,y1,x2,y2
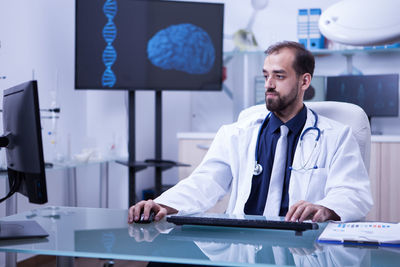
[{"x1": 253, "y1": 108, "x2": 320, "y2": 175}]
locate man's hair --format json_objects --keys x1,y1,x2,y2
[{"x1": 264, "y1": 41, "x2": 315, "y2": 78}]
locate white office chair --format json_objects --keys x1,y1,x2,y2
[
  {"x1": 211, "y1": 101, "x2": 371, "y2": 213},
  {"x1": 237, "y1": 101, "x2": 371, "y2": 170},
  {"x1": 306, "y1": 101, "x2": 371, "y2": 170}
]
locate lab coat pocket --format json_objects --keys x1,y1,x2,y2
[{"x1": 305, "y1": 168, "x2": 328, "y2": 202}]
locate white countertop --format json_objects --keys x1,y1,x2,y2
[
  {"x1": 177, "y1": 132, "x2": 216, "y2": 140},
  {"x1": 371, "y1": 135, "x2": 400, "y2": 142},
  {"x1": 178, "y1": 132, "x2": 400, "y2": 143}
]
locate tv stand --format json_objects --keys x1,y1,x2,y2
[
  {"x1": 116, "y1": 159, "x2": 189, "y2": 202},
  {"x1": 117, "y1": 90, "x2": 189, "y2": 206},
  {"x1": 144, "y1": 159, "x2": 176, "y2": 165}
]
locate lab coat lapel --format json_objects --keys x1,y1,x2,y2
[
  {"x1": 234, "y1": 114, "x2": 264, "y2": 215},
  {"x1": 289, "y1": 108, "x2": 318, "y2": 204}
]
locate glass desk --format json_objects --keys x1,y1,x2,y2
[{"x1": 1, "y1": 207, "x2": 400, "y2": 267}]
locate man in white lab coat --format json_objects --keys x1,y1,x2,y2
[{"x1": 128, "y1": 41, "x2": 373, "y2": 224}]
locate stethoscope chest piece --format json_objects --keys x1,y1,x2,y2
[{"x1": 253, "y1": 109, "x2": 321, "y2": 175}]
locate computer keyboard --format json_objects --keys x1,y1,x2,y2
[{"x1": 167, "y1": 215, "x2": 319, "y2": 232}]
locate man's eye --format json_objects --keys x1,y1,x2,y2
[{"x1": 277, "y1": 75, "x2": 285, "y2": 79}]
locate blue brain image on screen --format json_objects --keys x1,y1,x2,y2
[{"x1": 147, "y1": 23, "x2": 215, "y2": 75}]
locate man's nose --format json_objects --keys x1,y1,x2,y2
[{"x1": 265, "y1": 77, "x2": 275, "y2": 89}]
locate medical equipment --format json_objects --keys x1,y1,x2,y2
[
  {"x1": 319, "y1": 0, "x2": 400, "y2": 46},
  {"x1": 253, "y1": 109, "x2": 321, "y2": 175},
  {"x1": 326, "y1": 74, "x2": 399, "y2": 119}
]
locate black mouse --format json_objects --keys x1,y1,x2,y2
[{"x1": 136, "y1": 210, "x2": 156, "y2": 224}]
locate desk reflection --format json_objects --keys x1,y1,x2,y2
[
  {"x1": 195, "y1": 242, "x2": 370, "y2": 267},
  {"x1": 76, "y1": 220, "x2": 370, "y2": 266},
  {"x1": 164, "y1": 223, "x2": 370, "y2": 267}
]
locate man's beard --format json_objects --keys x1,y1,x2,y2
[{"x1": 265, "y1": 85, "x2": 299, "y2": 112}]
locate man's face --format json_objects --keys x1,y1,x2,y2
[{"x1": 263, "y1": 48, "x2": 302, "y2": 112}]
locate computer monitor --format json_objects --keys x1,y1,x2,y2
[
  {"x1": 0, "y1": 80, "x2": 48, "y2": 240},
  {"x1": 1, "y1": 80, "x2": 47, "y2": 204},
  {"x1": 326, "y1": 74, "x2": 399, "y2": 120},
  {"x1": 75, "y1": 0, "x2": 224, "y2": 91}
]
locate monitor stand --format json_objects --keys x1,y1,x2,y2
[
  {"x1": 1, "y1": 183, "x2": 48, "y2": 240},
  {"x1": 0, "y1": 220, "x2": 48, "y2": 240}
]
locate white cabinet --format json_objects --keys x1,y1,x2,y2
[
  {"x1": 366, "y1": 142, "x2": 381, "y2": 221},
  {"x1": 368, "y1": 138, "x2": 400, "y2": 222},
  {"x1": 177, "y1": 134, "x2": 213, "y2": 181},
  {"x1": 177, "y1": 133, "x2": 229, "y2": 213},
  {"x1": 379, "y1": 143, "x2": 400, "y2": 222}
]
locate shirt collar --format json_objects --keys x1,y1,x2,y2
[
  {"x1": 268, "y1": 113, "x2": 283, "y2": 135},
  {"x1": 268, "y1": 105, "x2": 307, "y2": 135},
  {"x1": 285, "y1": 105, "x2": 307, "y2": 135}
]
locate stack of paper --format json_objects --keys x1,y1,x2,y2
[{"x1": 318, "y1": 222, "x2": 400, "y2": 247}]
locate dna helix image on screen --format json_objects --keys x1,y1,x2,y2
[
  {"x1": 102, "y1": 0, "x2": 118, "y2": 87},
  {"x1": 147, "y1": 23, "x2": 216, "y2": 75}
]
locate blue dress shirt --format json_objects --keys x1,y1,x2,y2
[{"x1": 244, "y1": 106, "x2": 307, "y2": 216}]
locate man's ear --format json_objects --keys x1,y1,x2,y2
[{"x1": 300, "y1": 73, "x2": 312, "y2": 91}]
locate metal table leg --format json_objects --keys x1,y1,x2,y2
[
  {"x1": 5, "y1": 252, "x2": 17, "y2": 267},
  {"x1": 99, "y1": 162, "x2": 109, "y2": 208},
  {"x1": 56, "y1": 256, "x2": 74, "y2": 267},
  {"x1": 5, "y1": 178, "x2": 17, "y2": 267},
  {"x1": 67, "y1": 167, "x2": 77, "y2": 207}
]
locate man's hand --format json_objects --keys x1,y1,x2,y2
[
  {"x1": 285, "y1": 200, "x2": 340, "y2": 222},
  {"x1": 128, "y1": 199, "x2": 178, "y2": 224}
]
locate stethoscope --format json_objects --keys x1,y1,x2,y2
[{"x1": 253, "y1": 109, "x2": 321, "y2": 176}]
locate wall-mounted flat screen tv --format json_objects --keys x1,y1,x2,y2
[{"x1": 75, "y1": 0, "x2": 224, "y2": 91}]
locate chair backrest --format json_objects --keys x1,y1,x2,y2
[{"x1": 238, "y1": 101, "x2": 371, "y2": 170}]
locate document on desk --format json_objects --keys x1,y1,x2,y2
[{"x1": 318, "y1": 222, "x2": 400, "y2": 247}]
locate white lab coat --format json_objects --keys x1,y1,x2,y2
[{"x1": 155, "y1": 106, "x2": 373, "y2": 222}]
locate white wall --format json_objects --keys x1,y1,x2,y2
[{"x1": 1, "y1": 0, "x2": 400, "y2": 208}]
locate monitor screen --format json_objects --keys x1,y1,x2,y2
[
  {"x1": 326, "y1": 74, "x2": 399, "y2": 118},
  {"x1": 75, "y1": 0, "x2": 224, "y2": 90},
  {"x1": 1, "y1": 80, "x2": 47, "y2": 204}
]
